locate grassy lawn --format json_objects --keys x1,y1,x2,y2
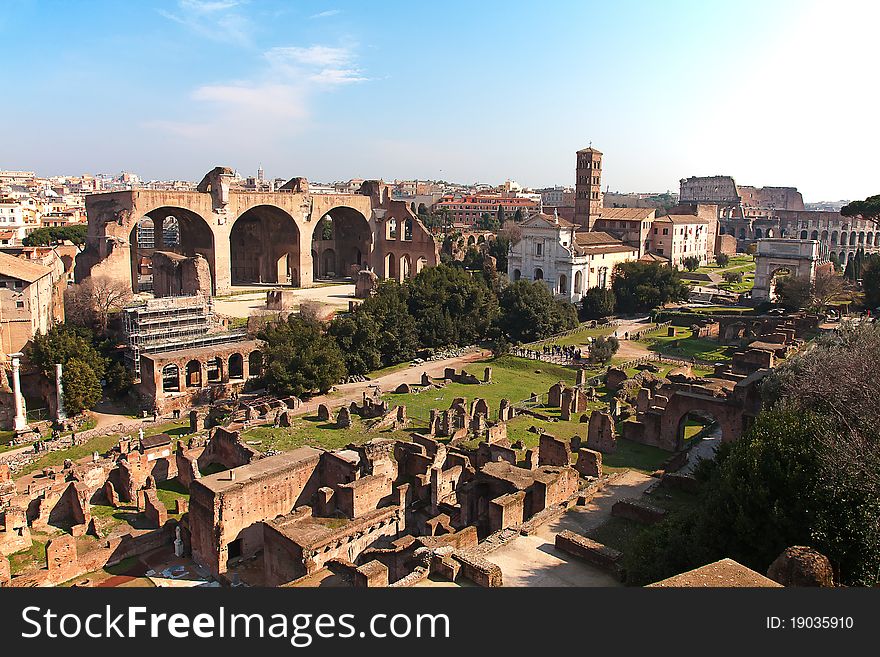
[
  {"x1": 241, "y1": 415, "x2": 418, "y2": 452},
  {"x1": 528, "y1": 323, "x2": 615, "y2": 347},
  {"x1": 9, "y1": 538, "x2": 48, "y2": 576},
  {"x1": 638, "y1": 328, "x2": 731, "y2": 363},
  {"x1": 0, "y1": 429, "x2": 17, "y2": 455},
  {"x1": 365, "y1": 361, "x2": 413, "y2": 379},
  {"x1": 16, "y1": 420, "x2": 191, "y2": 478},
  {"x1": 238, "y1": 355, "x2": 675, "y2": 475},
  {"x1": 695, "y1": 255, "x2": 755, "y2": 275}
]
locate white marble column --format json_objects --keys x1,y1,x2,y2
[
  {"x1": 55, "y1": 363, "x2": 66, "y2": 422},
  {"x1": 11, "y1": 355, "x2": 27, "y2": 432}
]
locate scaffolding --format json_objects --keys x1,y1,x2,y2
[{"x1": 122, "y1": 294, "x2": 247, "y2": 377}]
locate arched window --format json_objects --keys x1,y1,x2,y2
[
  {"x1": 186, "y1": 360, "x2": 202, "y2": 388},
  {"x1": 850, "y1": 232, "x2": 857, "y2": 246},
  {"x1": 558, "y1": 273, "x2": 568, "y2": 295},
  {"x1": 534, "y1": 268, "x2": 543, "y2": 280},
  {"x1": 811, "y1": 230, "x2": 819, "y2": 240},
  {"x1": 162, "y1": 364, "x2": 180, "y2": 393},
  {"x1": 513, "y1": 268, "x2": 521, "y2": 281},
  {"x1": 574, "y1": 270, "x2": 583, "y2": 294},
  {"x1": 754, "y1": 228, "x2": 763, "y2": 239},
  {"x1": 800, "y1": 230, "x2": 808, "y2": 239},
  {"x1": 831, "y1": 231, "x2": 838, "y2": 245},
  {"x1": 229, "y1": 353, "x2": 244, "y2": 379},
  {"x1": 248, "y1": 351, "x2": 263, "y2": 378}
]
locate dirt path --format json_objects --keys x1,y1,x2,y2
[{"x1": 483, "y1": 470, "x2": 655, "y2": 586}]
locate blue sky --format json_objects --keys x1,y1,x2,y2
[{"x1": 1, "y1": 0, "x2": 877, "y2": 201}]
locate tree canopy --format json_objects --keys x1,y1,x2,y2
[
  {"x1": 258, "y1": 316, "x2": 347, "y2": 397},
  {"x1": 496, "y1": 279, "x2": 578, "y2": 343},
  {"x1": 611, "y1": 262, "x2": 689, "y2": 313},
  {"x1": 407, "y1": 264, "x2": 498, "y2": 347},
  {"x1": 841, "y1": 194, "x2": 880, "y2": 226},
  {"x1": 580, "y1": 286, "x2": 616, "y2": 320},
  {"x1": 22, "y1": 224, "x2": 88, "y2": 246}
]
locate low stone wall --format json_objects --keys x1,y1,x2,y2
[
  {"x1": 555, "y1": 530, "x2": 622, "y2": 577},
  {"x1": 452, "y1": 551, "x2": 502, "y2": 587},
  {"x1": 11, "y1": 521, "x2": 177, "y2": 587},
  {"x1": 611, "y1": 498, "x2": 668, "y2": 525}
]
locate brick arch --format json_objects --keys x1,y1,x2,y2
[{"x1": 658, "y1": 392, "x2": 745, "y2": 451}]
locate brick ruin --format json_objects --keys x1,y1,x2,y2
[{"x1": 75, "y1": 168, "x2": 440, "y2": 295}]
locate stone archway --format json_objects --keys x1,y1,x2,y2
[
  {"x1": 752, "y1": 238, "x2": 825, "y2": 302},
  {"x1": 230, "y1": 205, "x2": 300, "y2": 286},
  {"x1": 132, "y1": 206, "x2": 216, "y2": 295},
  {"x1": 311, "y1": 206, "x2": 372, "y2": 281}
]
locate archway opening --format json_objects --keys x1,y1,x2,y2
[
  {"x1": 768, "y1": 266, "x2": 792, "y2": 302},
  {"x1": 207, "y1": 357, "x2": 222, "y2": 383},
  {"x1": 248, "y1": 351, "x2": 263, "y2": 378},
  {"x1": 186, "y1": 360, "x2": 202, "y2": 388},
  {"x1": 534, "y1": 268, "x2": 544, "y2": 280},
  {"x1": 676, "y1": 410, "x2": 719, "y2": 452},
  {"x1": 558, "y1": 273, "x2": 568, "y2": 295},
  {"x1": 134, "y1": 208, "x2": 209, "y2": 295},
  {"x1": 311, "y1": 206, "x2": 371, "y2": 281},
  {"x1": 162, "y1": 364, "x2": 180, "y2": 393},
  {"x1": 385, "y1": 252, "x2": 397, "y2": 280},
  {"x1": 230, "y1": 205, "x2": 300, "y2": 286},
  {"x1": 229, "y1": 353, "x2": 244, "y2": 380}
]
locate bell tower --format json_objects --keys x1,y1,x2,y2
[{"x1": 574, "y1": 146, "x2": 603, "y2": 229}]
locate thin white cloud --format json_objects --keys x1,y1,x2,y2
[
  {"x1": 147, "y1": 42, "x2": 369, "y2": 143},
  {"x1": 158, "y1": 0, "x2": 252, "y2": 47},
  {"x1": 265, "y1": 45, "x2": 369, "y2": 86},
  {"x1": 310, "y1": 9, "x2": 341, "y2": 19}
]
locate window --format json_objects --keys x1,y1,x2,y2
[
  {"x1": 535, "y1": 242, "x2": 543, "y2": 256},
  {"x1": 657, "y1": 248, "x2": 664, "y2": 255},
  {"x1": 15, "y1": 301, "x2": 23, "y2": 308},
  {"x1": 663, "y1": 228, "x2": 668, "y2": 235}
]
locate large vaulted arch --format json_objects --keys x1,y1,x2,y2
[
  {"x1": 230, "y1": 205, "x2": 301, "y2": 286},
  {"x1": 310, "y1": 206, "x2": 372, "y2": 280}
]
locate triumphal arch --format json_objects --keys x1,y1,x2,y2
[
  {"x1": 752, "y1": 238, "x2": 828, "y2": 302},
  {"x1": 74, "y1": 167, "x2": 440, "y2": 295}
]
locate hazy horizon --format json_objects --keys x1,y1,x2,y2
[{"x1": 1, "y1": 0, "x2": 877, "y2": 203}]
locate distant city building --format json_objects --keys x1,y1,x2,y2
[{"x1": 434, "y1": 194, "x2": 539, "y2": 225}]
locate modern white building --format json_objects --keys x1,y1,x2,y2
[{"x1": 507, "y1": 212, "x2": 637, "y2": 304}]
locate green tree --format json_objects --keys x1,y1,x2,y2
[
  {"x1": 580, "y1": 286, "x2": 616, "y2": 320},
  {"x1": 626, "y1": 324, "x2": 880, "y2": 586},
  {"x1": 773, "y1": 274, "x2": 811, "y2": 310},
  {"x1": 62, "y1": 358, "x2": 102, "y2": 416},
  {"x1": 477, "y1": 213, "x2": 499, "y2": 232},
  {"x1": 611, "y1": 262, "x2": 689, "y2": 314},
  {"x1": 715, "y1": 253, "x2": 730, "y2": 267},
  {"x1": 496, "y1": 205, "x2": 506, "y2": 227},
  {"x1": 862, "y1": 253, "x2": 880, "y2": 309},
  {"x1": 487, "y1": 234, "x2": 511, "y2": 273},
  {"x1": 723, "y1": 271, "x2": 743, "y2": 284},
  {"x1": 841, "y1": 194, "x2": 880, "y2": 227},
  {"x1": 22, "y1": 224, "x2": 88, "y2": 246},
  {"x1": 407, "y1": 264, "x2": 499, "y2": 347},
  {"x1": 682, "y1": 255, "x2": 701, "y2": 272},
  {"x1": 258, "y1": 316, "x2": 347, "y2": 396},
  {"x1": 589, "y1": 335, "x2": 619, "y2": 364},
  {"x1": 357, "y1": 281, "x2": 420, "y2": 364},
  {"x1": 328, "y1": 309, "x2": 383, "y2": 376},
  {"x1": 496, "y1": 279, "x2": 578, "y2": 343},
  {"x1": 513, "y1": 208, "x2": 524, "y2": 222},
  {"x1": 26, "y1": 325, "x2": 106, "y2": 381}
]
